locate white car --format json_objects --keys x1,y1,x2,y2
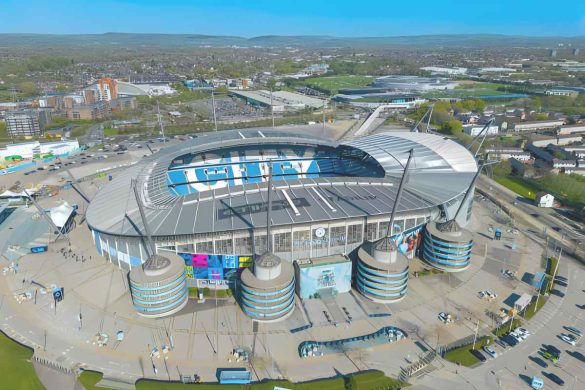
[
  {"x1": 517, "y1": 327, "x2": 531, "y2": 337},
  {"x1": 483, "y1": 346, "x2": 498, "y2": 358},
  {"x1": 561, "y1": 334, "x2": 576, "y2": 346},
  {"x1": 510, "y1": 330, "x2": 527, "y2": 341}
]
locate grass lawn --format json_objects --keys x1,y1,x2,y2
[
  {"x1": 103, "y1": 128, "x2": 119, "y2": 136},
  {"x1": 495, "y1": 176, "x2": 538, "y2": 200},
  {"x1": 546, "y1": 257, "x2": 559, "y2": 276},
  {"x1": 136, "y1": 370, "x2": 406, "y2": 390},
  {"x1": 347, "y1": 370, "x2": 409, "y2": 390},
  {"x1": 444, "y1": 336, "x2": 493, "y2": 367},
  {"x1": 77, "y1": 370, "x2": 104, "y2": 390},
  {"x1": 523, "y1": 296, "x2": 547, "y2": 320},
  {"x1": 300, "y1": 75, "x2": 374, "y2": 94},
  {"x1": 0, "y1": 330, "x2": 45, "y2": 390}
]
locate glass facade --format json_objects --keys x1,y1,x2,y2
[{"x1": 91, "y1": 213, "x2": 431, "y2": 269}]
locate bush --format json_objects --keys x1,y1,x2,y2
[{"x1": 492, "y1": 318, "x2": 522, "y2": 338}]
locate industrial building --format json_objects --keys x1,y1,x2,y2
[
  {"x1": 511, "y1": 120, "x2": 565, "y2": 132},
  {"x1": 486, "y1": 148, "x2": 531, "y2": 161},
  {"x1": 231, "y1": 90, "x2": 326, "y2": 111},
  {"x1": 463, "y1": 124, "x2": 499, "y2": 136},
  {"x1": 558, "y1": 124, "x2": 585, "y2": 135},
  {"x1": 530, "y1": 134, "x2": 582, "y2": 147}
]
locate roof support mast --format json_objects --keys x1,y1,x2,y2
[
  {"x1": 382, "y1": 148, "x2": 415, "y2": 242},
  {"x1": 411, "y1": 104, "x2": 434, "y2": 133},
  {"x1": 131, "y1": 179, "x2": 156, "y2": 257},
  {"x1": 265, "y1": 161, "x2": 274, "y2": 253},
  {"x1": 466, "y1": 118, "x2": 495, "y2": 157}
]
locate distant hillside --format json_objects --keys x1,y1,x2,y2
[{"x1": 0, "y1": 33, "x2": 583, "y2": 49}]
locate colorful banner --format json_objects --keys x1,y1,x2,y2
[
  {"x1": 178, "y1": 253, "x2": 253, "y2": 280},
  {"x1": 391, "y1": 224, "x2": 424, "y2": 257}
]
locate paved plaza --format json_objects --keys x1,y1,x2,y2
[{"x1": 0, "y1": 187, "x2": 560, "y2": 388}]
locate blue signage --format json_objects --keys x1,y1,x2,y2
[
  {"x1": 31, "y1": 246, "x2": 48, "y2": 253},
  {"x1": 52, "y1": 287, "x2": 64, "y2": 302}
]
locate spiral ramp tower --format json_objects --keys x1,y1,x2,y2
[
  {"x1": 422, "y1": 164, "x2": 484, "y2": 272},
  {"x1": 238, "y1": 161, "x2": 296, "y2": 322},
  {"x1": 356, "y1": 149, "x2": 413, "y2": 303},
  {"x1": 239, "y1": 252, "x2": 296, "y2": 322},
  {"x1": 128, "y1": 179, "x2": 188, "y2": 318}
]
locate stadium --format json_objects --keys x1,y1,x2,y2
[{"x1": 86, "y1": 128, "x2": 478, "y2": 296}]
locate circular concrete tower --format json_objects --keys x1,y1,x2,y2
[
  {"x1": 356, "y1": 238, "x2": 409, "y2": 303},
  {"x1": 129, "y1": 253, "x2": 189, "y2": 318},
  {"x1": 422, "y1": 220, "x2": 474, "y2": 272},
  {"x1": 239, "y1": 252, "x2": 296, "y2": 322}
]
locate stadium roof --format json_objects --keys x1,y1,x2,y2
[{"x1": 86, "y1": 128, "x2": 477, "y2": 238}]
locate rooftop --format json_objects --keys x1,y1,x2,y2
[{"x1": 86, "y1": 128, "x2": 477, "y2": 238}]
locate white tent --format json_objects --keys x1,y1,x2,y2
[
  {"x1": 0, "y1": 189, "x2": 37, "y2": 198},
  {"x1": 49, "y1": 202, "x2": 75, "y2": 229}
]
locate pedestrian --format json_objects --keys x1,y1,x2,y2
[{"x1": 524, "y1": 365, "x2": 526, "y2": 371}]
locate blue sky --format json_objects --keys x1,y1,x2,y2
[{"x1": 1, "y1": 0, "x2": 584, "y2": 36}]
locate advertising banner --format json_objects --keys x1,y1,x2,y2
[{"x1": 178, "y1": 253, "x2": 253, "y2": 281}]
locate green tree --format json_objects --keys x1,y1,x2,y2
[
  {"x1": 440, "y1": 119, "x2": 463, "y2": 135},
  {"x1": 19, "y1": 81, "x2": 37, "y2": 96}
]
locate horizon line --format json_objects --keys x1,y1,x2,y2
[{"x1": 0, "y1": 32, "x2": 584, "y2": 39}]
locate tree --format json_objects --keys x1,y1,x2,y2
[
  {"x1": 19, "y1": 81, "x2": 37, "y2": 96},
  {"x1": 440, "y1": 119, "x2": 463, "y2": 135}
]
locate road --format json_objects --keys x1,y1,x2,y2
[
  {"x1": 477, "y1": 174, "x2": 585, "y2": 258},
  {"x1": 84, "y1": 124, "x2": 104, "y2": 143}
]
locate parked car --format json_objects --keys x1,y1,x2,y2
[
  {"x1": 470, "y1": 349, "x2": 487, "y2": 362},
  {"x1": 483, "y1": 346, "x2": 498, "y2": 358},
  {"x1": 566, "y1": 326, "x2": 582, "y2": 337},
  {"x1": 503, "y1": 335, "x2": 518, "y2": 346},
  {"x1": 542, "y1": 351, "x2": 559, "y2": 364},
  {"x1": 560, "y1": 334, "x2": 577, "y2": 346},
  {"x1": 546, "y1": 345, "x2": 561, "y2": 358}
]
